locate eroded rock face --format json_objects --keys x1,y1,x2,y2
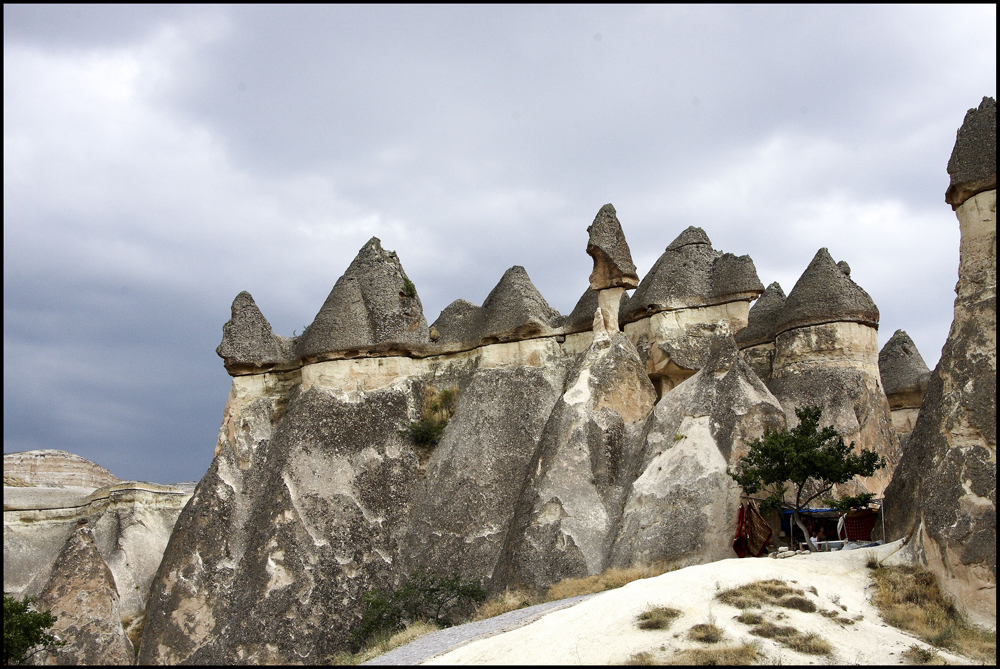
[
  {"x1": 587, "y1": 204, "x2": 639, "y2": 291},
  {"x1": 32, "y1": 525, "x2": 135, "y2": 666},
  {"x1": 609, "y1": 339, "x2": 786, "y2": 569},
  {"x1": 735, "y1": 282, "x2": 786, "y2": 380},
  {"x1": 4, "y1": 450, "x2": 120, "y2": 489},
  {"x1": 879, "y1": 330, "x2": 931, "y2": 440},
  {"x1": 502, "y1": 315, "x2": 657, "y2": 588},
  {"x1": 775, "y1": 248, "x2": 879, "y2": 335},
  {"x1": 885, "y1": 168, "x2": 996, "y2": 621},
  {"x1": 297, "y1": 237, "x2": 429, "y2": 360},
  {"x1": 946, "y1": 96, "x2": 997, "y2": 209},
  {"x1": 216, "y1": 291, "x2": 296, "y2": 375}
]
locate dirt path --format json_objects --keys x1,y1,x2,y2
[{"x1": 361, "y1": 593, "x2": 600, "y2": 665}]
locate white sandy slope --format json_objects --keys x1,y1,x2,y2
[{"x1": 425, "y1": 540, "x2": 988, "y2": 665}]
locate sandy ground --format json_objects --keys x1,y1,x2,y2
[{"x1": 424, "y1": 540, "x2": 985, "y2": 665}]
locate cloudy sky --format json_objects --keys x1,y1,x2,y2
[{"x1": 4, "y1": 5, "x2": 995, "y2": 484}]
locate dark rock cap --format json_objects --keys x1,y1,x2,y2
[
  {"x1": 297, "y1": 237, "x2": 428, "y2": 359},
  {"x1": 735, "y1": 282, "x2": 786, "y2": 348},
  {"x1": 429, "y1": 299, "x2": 481, "y2": 344},
  {"x1": 477, "y1": 265, "x2": 562, "y2": 342},
  {"x1": 879, "y1": 330, "x2": 931, "y2": 398},
  {"x1": 586, "y1": 204, "x2": 639, "y2": 290},
  {"x1": 946, "y1": 96, "x2": 996, "y2": 209},
  {"x1": 620, "y1": 226, "x2": 764, "y2": 324},
  {"x1": 216, "y1": 291, "x2": 295, "y2": 372},
  {"x1": 775, "y1": 248, "x2": 879, "y2": 335}
]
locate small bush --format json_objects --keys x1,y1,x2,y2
[
  {"x1": 350, "y1": 569, "x2": 486, "y2": 651},
  {"x1": 715, "y1": 579, "x2": 803, "y2": 609},
  {"x1": 401, "y1": 278, "x2": 417, "y2": 298},
  {"x1": 637, "y1": 606, "x2": 681, "y2": 630},
  {"x1": 901, "y1": 644, "x2": 943, "y2": 665},
  {"x1": 749, "y1": 622, "x2": 799, "y2": 639},
  {"x1": 403, "y1": 417, "x2": 448, "y2": 446},
  {"x1": 625, "y1": 651, "x2": 656, "y2": 665},
  {"x1": 779, "y1": 596, "x2": 817, "y2": 613},
  {"x1": 784, "y1": 632, "x2": 833, "y2": 655},
  {"x1": 735, "y1": 610, "x2": 763, "y2": 625},
  {"x1": 687, "y1": 623, "x2": 724, "y2": 643}
]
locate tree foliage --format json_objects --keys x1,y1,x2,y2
[
  {"x1": 728, "y1": 405, "x2": 885, "y2": 550},
  {"x1": 350, "y1": 569, "x2": 486, "y2": 651},
  {"x1": 3, "y1": 594, "x2": 64, "y2": 665}
]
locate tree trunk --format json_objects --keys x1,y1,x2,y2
[{"x1": 792, "y1": 509, "x2": 816, "y2": 551}]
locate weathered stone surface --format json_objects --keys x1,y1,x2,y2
[
  {"x1": 736, "y1": 282, "x2": 786, "y2": 381},
  {"x1": 297, "y1": 237, "x2": 428, "y2": 360},
  {"x1": 560, "y1": 287, "x2": 629, "y2": 335},
  {"x1": 766, "y1": 320, "x2": 901, "y2": 497},
  {"x1": 620, "y1": 227, "x2": 763, "y2": 324},
  {"x1": 609, "y1": 339, "x2": 786, "y2": 569},
  {"x1": 885, "y1": 183, "x2": 996, "y2": 622},
  {"x1": 502, "y1": 316, "x2": 656, "y2": 588},
  {"x1": 775, "y1": 248, "x2": 879, "y2": 335},
  {"x1": 216, "y1": 291, "x2": 296, "y2": 374},
  {"x1": 33, "y1": 525, "x2": 135, "y2": 665},
  {"x1": 429, "y1": 266, "x2": 562, "y2": 348},
  {"x1": 586, "y1": 204, "x2": 639, "y2": 291},
  {"x1": 879, "y1": 330, "x2": 931, "y2": 412},
  {"x1": 946, "y1": 96, "x2": 997, "y2": 209},
  {"x1": 4, "y1": 450, "x2": 119, "y2": 489},
  {"x1": 623, "y1": 302, "x2": 751, "y2": 397}
]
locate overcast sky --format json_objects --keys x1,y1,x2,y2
[{"x1": 4, "y1": 5, "x2": 996, "y2": 484}]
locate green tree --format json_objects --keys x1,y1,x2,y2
[
  {"x1": 727, "y1": 405, "x2": 886, "y2": 552},
  {"x1": 3, "y1": 594, "x2": 64, "y2": 665}
]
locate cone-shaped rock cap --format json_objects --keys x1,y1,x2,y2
[
  {"x1": 216, "y1": 291, "x2": 295, "y2": 372},
  {"x1": 429, "y1": 299, "x2": 481, "y2": 345},
  {"x1": 478, "y1": 265, "x2": 561, "y2": 341},
  {"x1": 775, "y1": 248, "x2": 879, "y2": 335},
  {"x1": 879, "y1": 329, "x2": 931, "y2": 399},
  {"x1": 297, "y1": 237, "x2": 428, "y2": 359},
  {"x1": 946, "y1": 96, "x2": 996, "y2": 209},
  {"x1": 587, "y1": 204, "x2": 639, "y2": 290},
  {"x1": 620, "y1": 226, "x2": 763, "y2": 324},
  {"x1": 735, "y1": 282, "x2": 786, "y2": 348}
]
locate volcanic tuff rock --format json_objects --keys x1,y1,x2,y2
[
  {"x1": 216, "y1": 291, "x2": 296, "y2": 375},
  {"x1": 4, "y1": 449, "x2": 120, "y2": 489},
  {"x1": 885, "y1": 99, "x2": 996, "y2": 622},
  {"x1": 735, "y1": 281, "x2": 786, "y2": 380},
  {"x1": 879, "y1": 330, "x2": 931, "y2": 440},
  {"x1": 296, "y1": 237, "x2": 429, "y2": 360},
  {"x1": 560, "y1": 287, "x2": 628, "y2": 335},
  {"x1": 586, "y1": 204, "x2": 639, "y2": 291},
  {"x1": 766, "y1": 249, "x2": 900, "y2": 498},
  {"x1": 946, "y1": 96, "x2": 997, "y2": 209},
  {"x1": 430, "y1": 266, "x2": 563, "y2": 348},
  {"x1": 502, "y1": 312, "x2": 657, "y2": 588},
  {"x1": 620, "y1": 226, "x2": 764, "y2": 324},
  {"x1": 32, "y1": 525, "x2": 135, "y2": 665},
  {"x1": 609, "y1": 338, "x2": 786, "y2": 569}
]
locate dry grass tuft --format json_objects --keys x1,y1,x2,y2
[
  {"x1": 783, "y1": 632, "x2": 833, "y2": 655},
  {"x1": 687, "y1": 623, "x2": 724, "y2": 643},
  {"x1": 901, "y1": 644, "x2": 946, "y2": 665},
  {"x1": 869, "y1": 564, "x2": 996, "y2": 664},
  {"x1": 735, "y1": 610, "x2": 764, "y2": 625},
  {"x1": 715, "y1": 579, "x2": 806, "y2": 610},
  {"x1": 749, "y1": 622, "x2": 799, "y2": 639},
  {"x1": 778, "y1": 595, "x2": 817, "y2": 612},
  {"x1": 624, "y1": 651, "x2": 656, "y2": 665},
  {"x1": 331, "y1": 620, "x2": 440, "y2": 664},
  {"x1": 470, "y1": 587, "x2": 538, "y2": 622},
  {"x1": 637, "y1": 605, "x2": 682, "y2": 630},
  {"x1": 545, "y1": 561, "x2": 675, "y2": 601},
  {"x1": 664, "y1": 641, "x2": 764, "y2": 665}
]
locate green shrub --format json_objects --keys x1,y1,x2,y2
[
  {"x1": 401, "y1": 278, "x2": 417, "y2": 298},
  {"x1": 350, "y1": 569, "x2": 486, "y2": 651},
  {"x1": 403, "y1": 417, "x2": 448, "y2": 446},
  {"x1": 3, "y1": 595, "x2": 65, "y2": 665}
]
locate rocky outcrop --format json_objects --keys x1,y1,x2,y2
[
  {"x1": 297, "y1": 237, "x2": 429, "y2": 361},
  {"x1": 885, "y1": 97, "x2": 996, "y2": 622},
  {"x1": 735, "y1": 282, "x2": 786, "y2": 380},
  {"x1": 621, "y1": 228, "x2": 764, "y2": 396},
  {"x1": 879, "y1": 330, "x2": 931, "y2": 441},
  {"x1": 502, "y1": 311, "x2": 657, "y2": 588},
  {"x1": 587, "y1": 203, "x2": 639, "y2": 291},
  {"x1": 429, "y1": 266, "x2": 563, "y2": 348},
  {"x1": 608, "y1": 339, "x2": 786, "y2": 570},
  {"x1": 4, "y1": 450, "x2": 120, "y2": 489},
  {"x1": 4, "y1": 461, "x2": 193, "y2": 652},
  {"x1": 765, "y1": 248, "x2": 900, "y2": 498},
  {"x1": 216, "y1": 291, "x2": 296, "y2": 375},
  {"x1": 32, "y1": 524, "x2": 135, "y2": 665}
]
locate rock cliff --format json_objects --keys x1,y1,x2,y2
[{"x1": 884, "y1": 96, "x2": 996, "y2": 622}]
